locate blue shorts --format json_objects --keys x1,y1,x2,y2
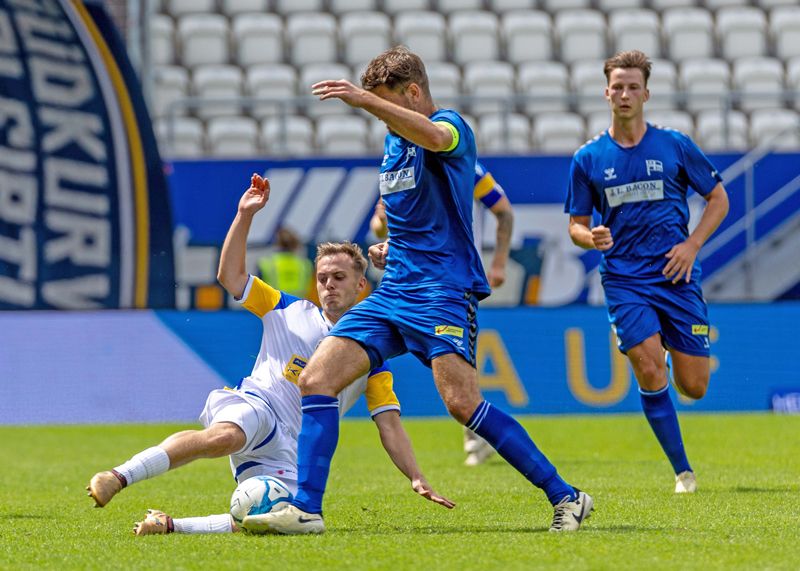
[
  {"x1": 329, "y1": 285, "x2": 479, "y2": 369},
  {"x1": 603, "y1": 278, "x2": 710, "y2": 357}
]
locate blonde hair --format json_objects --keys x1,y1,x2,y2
[
  {"x1": 604, "y1": 50, "x2": 652, "y2": 85},
  {"x1": 361, "y1": 45, "x2": 430, "y2": 96},
  {"x1": 315, "y1": 241, "x2": 368, "y2": 276}
]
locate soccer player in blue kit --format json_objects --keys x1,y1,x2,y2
[
  {"x1": 244, "y1": 46, "x2": 593, "y2": 534},
  {"x1": 565, "y1": 51, "x2": 730, "y2": 493}
]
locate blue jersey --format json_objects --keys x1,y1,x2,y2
[
  {"x1": 565, "y1": 124, "x2": 722, "y2": 283},
  {"x1": 378, "y1": 109, "x2": 490, "y2": 298}
]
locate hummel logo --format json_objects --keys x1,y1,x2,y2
[{"x1": 604, "y1": 167, "x2": 617, "y2": 181}]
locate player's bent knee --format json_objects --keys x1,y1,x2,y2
[
  {"x1": 443, "y1": 396, "x2": 481, "y2": 425},
  {"x1": 675, "y1": 375, "x2": 709, "y2": 400}
]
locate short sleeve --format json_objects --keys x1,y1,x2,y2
[
  {"x1": 239, "y1": 275, "x2": 282, "y2": 318},
  {"x1": 365, "y1": 363, "x2": 401, "y2": 417},
  {"x1": 679, "y1": 133, "x2": 723, "y2": 197},
  {"x1": 565, "y1": 157, "x2": 595, "y2": 216},
  {"x1": 432, "y1": 110, "x2": 470, "y2": 158},
  {"x1": 473, "y1": 163, "x2": 505, "y2": 209}
]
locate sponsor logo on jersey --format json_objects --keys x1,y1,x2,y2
[
  {"x1": 435, "y1": 325, "x2": 465, "y2": 338},
  {"x1": 283, "y1": 354, "x2": 309, "y2": 384},
  {"x1": 604, "y1": 167, "x2": 617, "y2": 181},
  {"x1": 379, "y1": 167, "x2": 416, "y2": 195},
  {"x1": 691, "y1": 325, "x2": 709, "y2": 336},
  {"x1": 604, "y1": 180, "x2": 664, "y2": 207},
  {"x1": 645, "y1": 159, "x2": 663, "y2": 175}
]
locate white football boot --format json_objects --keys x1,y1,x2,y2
[
  {"x1": 133, "y1": 509, "x2": 174, "y2": 536},
  {"x1": 243, "y1": 505, "x2": 325, "y2": 535},
  {"x1": 549, "y1": 490, "x2": 594, "y2": 532},
  {"x1": 675, "y1": 470, "x2": 697, "y2": 494},
  {"x1": 463, "y1": 428, "x2": 495, "y2": 466}
]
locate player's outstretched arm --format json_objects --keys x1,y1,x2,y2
[
  {"x1": 487, "y1": 196, "x2": 514, "y2": 288},
  {"x1": 311, "y1": 79, "x2": 452, "y2": 152},
  {"x1": 372, "y1": 410, "x2": 455, "y2": 509},
  {"x1": 217, "y1": 174, "x2": 271, "y2": 298},
  {"x1": 664, "y1": 182, "x2": 729, "y2": 283}
]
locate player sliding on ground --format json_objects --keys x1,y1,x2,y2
[
  {"x1": 565, "y1": 50, "x2": 729, "y2": 494},
  {"x1": 242, "y1": 46, "x2": 593, "y2": 536},
  {"x1": 86, "y1": 173, "x2": 453, "y2": 534}
]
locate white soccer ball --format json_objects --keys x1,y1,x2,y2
[{"x1": 229, "y1": 475, "x2": 294, "y2": 524}]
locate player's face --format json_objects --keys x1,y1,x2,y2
[
  {"x1": 315, "y1": 253, "x2": 365, "y2": 319},
  {"x1": 605, "y1": 68, "x2": 649, "y2": 120}
]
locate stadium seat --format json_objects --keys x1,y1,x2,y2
[
  {"x1": 609, "y1": 10, "x2": 661, "y2": 58},
  {"x1": 788, "y1": 57, "x2": 800, "y2": 111},
  {"x1": 177, "y1": 14, "x2": 229, "y2": 68},
  {"x1": 732, "y1": 57, "x2": 785, "y2": 112},
  {"x1": 287, "y1": 13, "x2": 338, "y2": 67},
  {"x1": 232, "y1": 13, "x2": 283, "y2": 68},
  {"x1": 647, "y1": 58, "x2": 678, "y2": 111},
  {"x1": 166, "y1": 0, "x2": 214, "y2": 17},
  {"x1": 192, "y1": 65, "x2": 243, "y2": 119},
  {"x1": 369, "y1": 119, "x2": 389, "y2": 152},
  {"x1": 247, "y1": 64, "x2": 298, "y2": 119},
  {"x1": 488, "y1": 0, "x2": 536, "y2": 13},
  {"x1": 541, "y1": 0, "x2": 591, "y2": 13},
  {"x1": 771, "y1": 7, "x2": 800, "y2": 60},
  {"x1": 532, "y1": 112, "x2": 586, "y2": 153},
  {"x1": 340, "y1": 12, "x2": 392, "y2": 67},
  {"x1": 316, "y1": 116, "x2": 370, "y2": 156},
  {"x1": 151, "y1": 65, "x2": 189, "y2": 118},
  {"x1": 695, "y1": 110, "x2": 749, "y2": 150},
  {"x1": 150, "y1": 14, "x2": 174, "y2": 66},
  {"x1": 450, "y1": 11, "x2": 500, "y2": 65},
  {"x1": 704, "y1": 0, "x2": 749, "y2": 9},
  {"x1": 207, "y1": 116, "x2": 259, "y2": 157},
  {"x1": 299, "y1": 63, "x2": 353, "y2": 117},
  {"x1": 555, "y1": 10, "x2": 607, "y2": 65},
  {"x1": 571, "y1": 60, "x2": 611, "y2": 114},
  {"x1": 680, "y1": 58, "x2": 731, "y2": 112},
  {"x1": 262, "y1": 116, "x2": 315, "y2": 156},
  {"x1": 517, "y1": 61, "x2": 570, "y2": 114},
  {"x1": 274, "y1": 0, "x2": 324, "y2": 15},
  {"x1": 220, "y1": 0, "x2": 268, "y2": 17},
  {"x1": 477, "y1": 113, "x2": 531, "y2": 153},
  {"x1": 749, "y1": 108, "x2": 800, "y2": 148},
  {"x1": 394, "y1": 11, "x2": 447, "y2": 62},
  {"x1": 155, "y1": 117, "x2": 205, "y2": 158},
  {"x1": 586, "y1": 110, "x2": 610, "y2": 136},
  {"x1": 329, "y1": 0, "x2": 378, "y2": 15},
  {"x1": 662, "y1": 7, "x2": 714, "y2": 63},
  {"x1": 716, "y1": 7, "x2": 768, "y2": 60},
  {"x1": 597, "y1": 0, "x2": 645, "y2": 10},
  {"x1": 757, "y1": 0, "x2": 797, "y2": 7},
  {"x1": 647, "y1": 109, "x2": 694, "y2": 135},
  {"x1": 462, "y1": 61, "x2": 515, "y2": 115},
  {"x1": 383, "y1": 0, "x2": 430, "y2": 15},
  {"x1": 426, "y1": 61, "x2": 462, "y2": 106},
  {"x1": 649, "y1": 0, "x2": 696, "y2": 10},
  {"x1": 437, "y1": 0, "x2": 484, "y2": 14},
  {"x1": 502, "y1": 10, "x2": 553, "y2": 65}
]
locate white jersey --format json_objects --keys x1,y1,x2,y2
[{"x1": 236, "y1": 274, "x2": 400, "y2": 440}]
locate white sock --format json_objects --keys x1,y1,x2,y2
[
  {"x1": 173, "y1": 514, "x2": 233, "y2": 534},
  {"x1": 114, "y1": 446, "x2": 170, "y2": 485}
]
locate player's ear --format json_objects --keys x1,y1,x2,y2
[
  {"x1": 357, "y1": 275, "x2": 367, "y2": 291},
  {"x1": 644, "y1": 87, "x2": 650, "y2": 102}
]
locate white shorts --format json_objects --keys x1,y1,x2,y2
[{"x1": 199, "y1": 386, "x2": 298, "y2": 493}]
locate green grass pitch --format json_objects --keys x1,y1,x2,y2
[{"x1": 1, "y1": 414, "x2": 798, "y2": 570}]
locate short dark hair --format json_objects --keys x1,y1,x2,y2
[
  {"x1": 315, "y1": 241, "x2": 368, "y2": 276},
  {"x1": 361, "y1": 45, "x2": 430, "y2": 96},
  {"x1": 603, "y1": 50, "x2": 652, "y2": 85}
]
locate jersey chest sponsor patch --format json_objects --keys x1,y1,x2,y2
[
  {"x1": 283, "y1": 354, "x2": 309, "y2": 384},
  {"x1": 379, "y1": 167, "x2": 416, "y2": 195},
  {"x1": 603, "y1": 179, "x2": 664, "y2": 207}
]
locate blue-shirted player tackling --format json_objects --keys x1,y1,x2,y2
[
  {"x1": 244, "y1": 46, "x2": 593, "y2": 534},
  {"x1": 565, "y1": 51, "x2": 730, "y2": 493}
]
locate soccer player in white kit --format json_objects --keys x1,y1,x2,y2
[{"x1": 86, "y1": 173, "x2": 453, "y2": 535}]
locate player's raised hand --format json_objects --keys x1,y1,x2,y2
[
  {"x1": 411, "y1": 476, "x2": 455, "y2": 510},
  {"x1": 311, "y1": 79, "x2": 369, "y2": 108},
  {"x1": 663, "y1": 238, "x2": 701, "y2": 284},
  {"x1": 239, "y1": 173, "x2": 270, "y2": 215},
  {"x1": 368, "y1": 240, "x2": 389, "y2": 270},
  {"x1": 591, "y1": 225, "x2": 614, "y2": 251}
]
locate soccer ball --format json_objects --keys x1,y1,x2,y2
[{"x1": 229, "y1": 475, "x2": 294, "y2": 524}]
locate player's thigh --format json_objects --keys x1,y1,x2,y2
[
  {"x1": 668, "y1": 349, "x2": 710, "y2": 399},
  {"x1": 432, "y1": 353, "x2": 482, "y2": 423},
  {"x1": 625, "y1": 333, "x2": 669, "y2": 391},
  {"x1": 299, "y1": 335, "x2": 372, "y2": 396},
  {"x1": 200, "y1": 388, "x2": 274, "y2": 454}
]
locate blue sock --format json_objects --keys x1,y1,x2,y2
[
  {"x1": 292, "y1": 395, "x2": 340, "y2": 514},
  {"x1": 468, "y1": 401, "x2": 576, "y2": 505},
  {"x1": 640, "y1": 386, "x2": 692, "y2": 474}
]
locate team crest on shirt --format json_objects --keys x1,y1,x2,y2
[
  {"x1": 604, "y1": 167, "x2": 617, "y2": 181},
  {"x1": 283, "y1": 354, "x2": 309, "y2": 385},
  {"x1": 646, "y1": 159, "x2": 664, "y2": 175}
]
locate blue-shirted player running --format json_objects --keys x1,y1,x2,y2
[
  {"x1": 565, "y1": 51, "x2": 730, "y2": 493},
  {"x1": 244, "y1": 46, "x2": 593, "y2": 534}
]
